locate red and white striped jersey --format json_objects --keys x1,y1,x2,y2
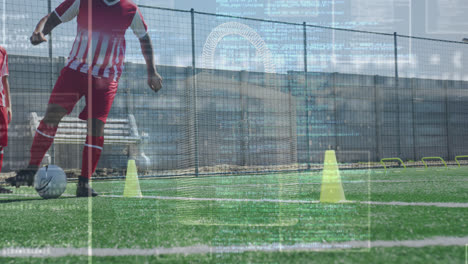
[
  {"x1": 54, "y1": 0, "x2": 148, "y2": 81},
  {"x1": 0, "y1": 46, "x2": 9, "y2": 107}
]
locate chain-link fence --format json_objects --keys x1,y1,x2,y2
[{"x1": 2, "y1": 2, "x2": 468, "y2": 176}]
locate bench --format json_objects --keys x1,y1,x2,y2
[{"x1": 28, "y1": 112, "x2": 150, "y2": 169}]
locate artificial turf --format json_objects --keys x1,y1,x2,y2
[{"x1": 0, "y1": 167, "x2": 467, "y2": 263}]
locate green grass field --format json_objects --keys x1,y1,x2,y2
[{"x1": 0, "y1": 167, "x2": 467, "y2": 263}]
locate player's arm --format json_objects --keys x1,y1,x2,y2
[
  {"x1": 130, "y1": 8, "x2": 162, "y2": 93},
  {"x1": 31, "y1": 0, "x2": 79, "y2": 46},
  {"x1": 30, "y1": 13, "x2": 62, "y2": 46},
  {"x1": 2, "y1": 76, "x2": 11, "y2": 123},
  {"x1": 1, "y1": 53, "x2": 11, "y2": 123},
  {"x1": 139, "y1": 34, "x2": 163, "y2": 93}
]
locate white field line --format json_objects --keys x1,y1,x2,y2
[
  {"x1": 0, "y1": 193, "x2": 76, "y2": 199},
  {"x1": 361, "y1": 201, "x2": 468, "y2": 208},
  {"x1": 0, "y1": 193, "x2": 39, "y2": 198},
  {"x1": 1, "y1": 236, "x2": 467, "y2": 257},
  {"x1": 100, "y1": 195, "x2": 468, "y2": 208},
  {"x1": 101, "y1": 178, "x2": 468, "y2": 194},
  {"x1": 101, "y1": 194, "x2": 321, "y2": 204},
  {"x1": 1, "y1": 193, "x2": 468, "y2": 208},
  {"x1": 98, "y1": 176, "x2": 468, "y2": 185}
]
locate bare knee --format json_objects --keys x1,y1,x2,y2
[
  {"x1": 87, "y1": 119, "x2": 105, "y2": 137},
  {"x1": 42, "y1": 104, "x2": 68, "y2": 126}
]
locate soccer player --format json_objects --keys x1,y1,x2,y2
[
  {"x1": 0, "y1": 46, "x2": 12, "y2": 194},
  {"x1": 6, "y1": 0, "x2": 162, "y2": 197}
]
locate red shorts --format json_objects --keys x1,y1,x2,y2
[
  {"x1": 0, "y1": 107, "x2": 8, "y2": 147},
  {"x1": 49, "y1": 67, "x2": 119, "y2": 123}
]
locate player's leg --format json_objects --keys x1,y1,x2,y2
[
  {"x1": 0, "y1": 147, "x2": 11, "y2": 193},
  {"x1": 76, "y1": 77, "x2": 118, "y2": 197},
  {"x1": 0, "y1": 146, "x2": 10, "y2": 193},
  {"x1": 76, "y1": 118, "x2": 104, "y2": 197},
  {"x1": 0, "y1": 147, "x2": 4, "y2": 173},
  {"x1": 7, "y1": 104, "x2": 69, "y2": 187},
  {"x1": 0, "y1": 106, "x2": 12, "y2": 193},
  {"x1": 29, "y1": 103, "x2": 68, "y2": 169},
  {"x1": 0, "y1": 147, "x2": 11, "y2": 194},
  {"x1": 0, "y1": 106, "x2": 11, "y2": 193},
  {"x1": 0, "y1": 147, "x2": 4, "y2": 174},
  {"x1": 0, "y1": 106, "x2": 14, "y2": 191},
  {"x1": 7, "y1": 68, "x2": 83, "y2": 187}
]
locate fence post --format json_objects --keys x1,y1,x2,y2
[
  {"x1": 48, "y1": 0, "x2": 53, "y2": 79},
  {"x1": 374, "y1": 76, "x2": 381, "y2": 161},
  {"x1": 393, "y1": 32, "x2": 401, "y2": 158},
  {"x1": 190, "y1": 9, "x2": 199, "y2": 177},
  {"x1": 411, "y1": 78, "x2": 417, "y2": 160},
  {"x1": 47, "y1": 0, "x2": 53, "y2": 91},
  {"x1": 445, "y1": 81, "x2": 451, "y2": 160},
  {"x1": 124, "y1": 62, "x2": 133, "y2": 115},
  {"x1": 287, "y1": 72, "x2": 297, "y2": 166},
  {"x1": 332, "y1": 72, "x2": 338, "y2": 151},
  {"x1": 303, "y1": 22, "x2": 310, "y2": 170},
  {"x1": 239, "y1": 71, "x2": 248, "y2": 166},
  {"x1": 47, "y1": 0, "x2": 56, "y2": 164}
]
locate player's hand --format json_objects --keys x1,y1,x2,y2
[
  {"x1": 30, "y1": 32, "x2": 47, "y2": 46},
  {"x1": 147, "y1": 72, "x2": 163, "y2": 93},
  {"x1": 6, "y1": 107, "x2": 12, "y2": 124}
]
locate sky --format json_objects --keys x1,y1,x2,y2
[
  {"x1": 1, "y1": 0, "x2": 467, "y2": 80},
  {"x1": 133, "y1": 0, "x2": 468, "y2": 79},
  {"x1": 135, "y1": 0, "x2": 468, "y2": 42}
]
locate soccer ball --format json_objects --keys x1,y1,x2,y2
[{"x1": 34, "y1": 165, "x2": 67, "y2": 199}]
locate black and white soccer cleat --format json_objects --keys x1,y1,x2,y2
[
  {"x1": 0, "y1": 186, "x2": 12, "y2": 193},
  {"x1": 76, "y1": 182, "x2": 99, "y2": 197},
  {"x1": 6, "y1": 168, "x2": 37, "y2": 188}
]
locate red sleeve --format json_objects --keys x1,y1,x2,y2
[
  {"x1": 54, "y1": 0, "x2": 80, "y2": 22},
  {"x1": 0, "y1": 51, "x2": 8, "y2": 77}
]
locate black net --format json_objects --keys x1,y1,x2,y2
[{"x1": 0, "y1": 3, "x2": 467, "y2": 176}]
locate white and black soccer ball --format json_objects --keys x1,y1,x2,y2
[{"x1": 34, "y1": 165, "x2": 67, "y2": 199}]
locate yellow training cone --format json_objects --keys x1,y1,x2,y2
[
  {"x1": 123, "y1": 160, "x2": 142, "y2": 198},
  {"x1": 320, "y1": 150, "x2": 346, "y2": 203}
]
